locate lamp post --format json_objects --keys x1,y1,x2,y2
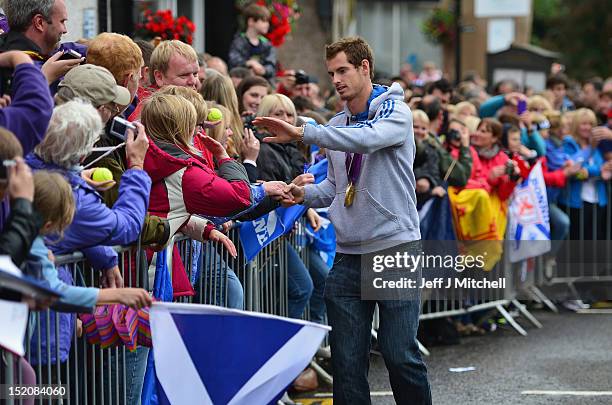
[{"x1": 454, "y1": 0, "x2": 462, "y2": 85}]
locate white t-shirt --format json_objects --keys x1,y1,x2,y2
[{"x1": 581, "y1": 177, "x2": 598, "y2": 204}]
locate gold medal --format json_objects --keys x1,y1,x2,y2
[{"x1": 344, "y1": 182, "x2": 355, "y2": 207}]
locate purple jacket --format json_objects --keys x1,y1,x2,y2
[
  {"x1": 25, "y1": 155, "x2": 150, "y2": 365},
  {"x1": 26, "y1": 154, "x2": 152, "y2": 270},
  {"x1": 0, "y1": 63, "x2": 53, "y2": 231}
]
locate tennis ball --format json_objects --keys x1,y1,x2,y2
[
  {"x1": 92, "y1": 167, "x2": 113, "y2": 182},
  {"x1": 207, "y1": 107, "x2": 223, "y2": 122}
]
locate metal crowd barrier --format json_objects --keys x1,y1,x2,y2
[
  {"x1": 534, "y1": 183, "x2": 612, "y2": 302},
  {"x1": 1, "y1": 221, "x2": 301, "y2": 404},
  {"x1": 5, "y1": 190, "x2": 612, "y2": 400}
]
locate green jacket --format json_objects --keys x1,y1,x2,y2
[{"x1": 425, "y1": 133, "x2": 472, "y2": 188}]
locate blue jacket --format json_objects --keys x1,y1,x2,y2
[
  {"x1": 545, "y1": 137, "x2": 571, "y2": 203},
  {"x1": 28, "y1": 237, "x2": 98, "y2": 365},
  {"x1": 26, "y1": 154, "x2": 152, "y2": 270},
  {"x1": 30, "y1": 236, "x2": 99, "y2": 307},
  {"x1": 559, "y1": 136, "x2": 608, "y2": 208}
]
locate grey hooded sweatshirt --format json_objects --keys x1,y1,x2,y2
[{"x1": 303, "y1": 83, "x2": 420, "y2": 254}]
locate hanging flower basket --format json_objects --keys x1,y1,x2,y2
[
  {"x1": 421, "y1": 8, "x2": 456, "y2": 46},
  {"x1": 135, "y1": 8, "x2": 196, "y2": 45},
  {"x1": 235, "y1": 0, "x2": 301, "y2": 47}
]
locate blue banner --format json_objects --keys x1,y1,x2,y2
[{"x1": 239, "y1": 159, "x2": 328, "y2": 262}]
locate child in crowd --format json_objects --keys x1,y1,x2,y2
[
  {"x1": 28, "y1": 171, "x2": 152, "y2": 311},
  {"x1": 228, "y1": 4, "x2": 277, "y2": 80}
]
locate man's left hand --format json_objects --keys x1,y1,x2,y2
[{"x1": 253, "y1": 117, "x2": 301, "y2": 144}]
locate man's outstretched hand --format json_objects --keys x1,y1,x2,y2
[
  {"x1": 280, "y1": 183, "x2": 305, "y2": 206},
  {"x1": 252, "y1": 117, "x2": 301, "y2": 144}
]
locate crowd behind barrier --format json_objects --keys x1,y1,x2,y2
[
  {"x1": 3, "y1": 193, "x2": 612, "y2": 404},
  {"x1": 1, "y1": 2, "x2": 611, "y2": 404}
]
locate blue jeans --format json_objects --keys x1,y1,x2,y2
[
  {"x1": 307, "y1": 249, "x2": 329, "y2": 324},
  {"x1": 324, "y1": 244, "x2": 431, "y2": 404},
  {"x1": 126, "y1": 346, "x2": 149, "y2": 405},
  {"x1": 108, "y1": 345, "x2": 149, "y2": 405},
  {"x1": 549, "y1": 203, "x2": 570, "y2": 256},
  {"x1": 287, "y1": 244, "x2": 314, "y2": 319},
  {"x1": 194, "y1": 242, "x2": 244, "y2": 309}
]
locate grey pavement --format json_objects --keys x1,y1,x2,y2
[{"x1": 367, "y1": 310, "x2": 612, "y2": 405}]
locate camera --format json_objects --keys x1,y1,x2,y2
[
  {"x1": 58, "y1": 49, "x2": 83, "y2": 62},
  {"x1": 110, "y1": 117, "x2": 136, "y2": 141},
  {"x1": 294, "y1": 70, "x2": 310, "y2": 85},
  {"x1": 243, "y1": 114, "x2": 256, "y2": 131},
  {"x1": 446, "y1": 128, "x2": 461, "y2": 142}
]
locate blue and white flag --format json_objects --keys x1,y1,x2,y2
[
  {"x1": 305, "y1": 210, "x2": 336, "y2": 268},
  {"x1": 239, "y1": 159, "x2": 329, "y2": 261},
  {"x1": 507, "y1": 162, "x2": 551, "y2": 263},
  {"x1": 150, "y1": 302, "x2": 330, "y2": 405}
]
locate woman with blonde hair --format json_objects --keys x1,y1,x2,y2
[
  {"x1": 141, "y1": 93, "x2": 288, "y2": 240},
  {"x1": 528, "y1": 95, "x2": 554, "y2": 114},
  {"x1": 200, "y1": 72, "x2": 244, "y2": 158},
  {"x1": 453, "y1": 101, "x2": 477, "y2": 121},
  {"x1": 559, "y1": 108, "x2": 607, "y2": 240}
]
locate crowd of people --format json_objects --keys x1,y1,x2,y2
[{"x1": 0, "y1": 0, "x2": 611, "y2": 403}]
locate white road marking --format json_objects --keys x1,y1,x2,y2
[{"x1": 522, "y1": 390, "x2": 612, "y2": 396}]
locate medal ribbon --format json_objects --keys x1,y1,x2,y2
[{"x1": 344, "y1": 116, "x2": 363, "y2": 186}]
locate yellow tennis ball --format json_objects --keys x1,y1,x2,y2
[
  {"x1": 92, "y1": 167, "x2": 113, "y2": 182},
  {"x1": 207, "y1": 107, "x2": 223, "y2": 122}
]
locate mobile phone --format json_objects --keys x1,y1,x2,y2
[
  {"x1": 0, "y1": 159, "x2": 16, "y2": 182},
  {"x1": 110, "y1": 117, "x2": 136, "y2": 141},
  {"x1": 58, "y1": 49, "x2": 82, "y2": 61},
  {"x1": 517, "y1": 100, "x2": 527, "y2": 115}
]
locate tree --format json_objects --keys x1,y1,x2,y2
[{"x1": 531, "y1": 0, "x2": 611, "y2": 80}]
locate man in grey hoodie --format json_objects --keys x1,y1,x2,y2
[{"x1": 254, "y1": 37, "x2": 431, "y2": 404}]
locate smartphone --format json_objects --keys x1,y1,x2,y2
[
  {"x1": 517, "y1": 100, "x2": 527, "y2": 115},
  {"x1": 0, "y1": 159, "x2": 16, "y2": 182},
  {"x1": 110, "y1": 117, "x2": 136, "y2": 141},
  {"x1": 58, "y1": 49, "x2": 82, "y2": 61}
]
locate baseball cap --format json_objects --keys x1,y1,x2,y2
[{"x1": 58, "y1": 64, "x2": 131, "y2": 107}]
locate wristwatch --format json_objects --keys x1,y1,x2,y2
[{"x1": 296, "y1": 123, "x2": 306, "y2": 142}]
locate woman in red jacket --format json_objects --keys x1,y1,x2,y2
[
  {"x1": 471, "y1": 118, "x2": 520, "y2": 201},
  {"x1": 141, "y1": 93, "x2": 288, "y2": 240}
]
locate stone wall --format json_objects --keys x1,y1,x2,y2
[{"x1": 276, "y1": 0, "x2": 333, "y2": 93}]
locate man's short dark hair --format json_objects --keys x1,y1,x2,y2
[
  {"x1": 292, "y1": 96, "x2": 315, "y2": 113},
  {"x1": 230, "y1": 67, "x2": 253, "y2": 79},
  {"x1": 493, "y1": 79, "x2": 519, "y2": 95},
  {"x1": 243, "y1": 4, "x2": 270, "y2": 23},
  {"x1": 134, "y1": 39, "x2": 154, "y2": 67},
  {"x1": 325, "y1": 36, "x2": 375, "y2": 80},
  {"x1": 585, "y1": 77, "x2": 604, "y2": 92},
  {"x1": 426, "y1": 78, "x2": 452, "y2": 96},
  {"x1": 546, "y1": 73, "x2": 569, "y2": 90},
  {"x1": 4, "y1": 0, "x2": 55, "y2": 32},
  {"x1": 418, "y1": 97, "x2": 442, "y2": 122}
]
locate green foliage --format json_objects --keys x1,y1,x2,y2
[{"x1": 531, "y1": 0, "x2": 611, "y2": 80}]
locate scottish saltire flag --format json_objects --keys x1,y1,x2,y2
[
  {"x1": 507, "y1": 162, "x2": 551, "y2": 263},
  {"x1": 239, "y1": 159, "x2": 329, "y2": 261},
  {"x1": 305, "y1": 210, "x2": 336, "y2": 268},
  {"x1": 150, "y1": 302, "x2": 330, "y2": 405}
]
